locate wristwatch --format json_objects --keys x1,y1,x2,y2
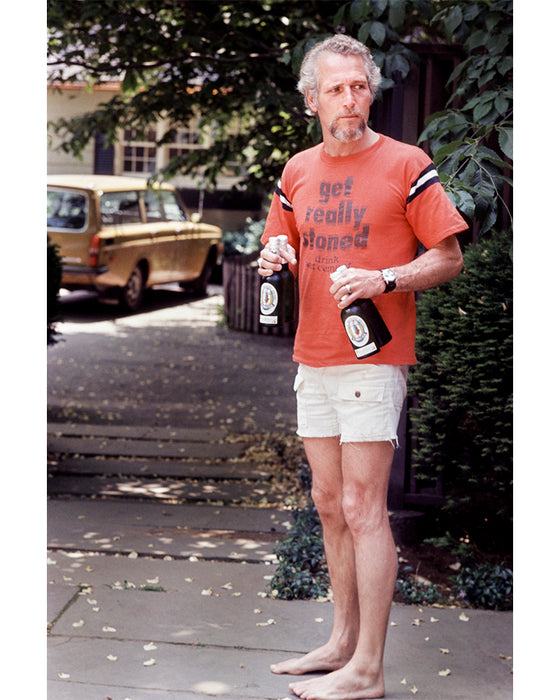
[{"x1": 380, "y1": 268, "x2": 397, "y2": 293}]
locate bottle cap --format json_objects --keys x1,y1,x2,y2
[{"x1": 330, "y1": 265, "x2": 348, "y2": 282}]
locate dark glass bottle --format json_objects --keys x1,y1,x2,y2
[
  {"x1": 330, "y1": 265, "x2": 392, "y2": 359},
  {"x1": 259, "y1": 237, "x2": 285, "y2": 326},
  {"x1": 277, "y1": 235, "x2": 295, "y2": 323}
]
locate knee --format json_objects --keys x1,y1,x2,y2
[
  {"x1": 311, "y1": 482, "x2": 344, "y2": 524},
  {"x1": 341, "y1": 485, "x2": 387, "y2": 536}
]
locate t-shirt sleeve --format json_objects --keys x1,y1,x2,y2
[
  {"x1": 404, "y1": 152, "x2": 468, "y2": 249},
  {"x1": 260, "y1": 165, "x2": 300, "y2": 251}
]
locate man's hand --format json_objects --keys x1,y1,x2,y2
[
  {"x1": 329, "y1": 235, "x2": 463, "y2": 309},
  {"x1": 329, "y1": 268, "x2": 385, "y2": 308},
  {"x1": 257, "y1": 241, "x2": 298, "y2": 277}
]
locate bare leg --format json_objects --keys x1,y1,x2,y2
[
  {"x1": 289, "y1": 440, "x2": 396, "y2": 700},
  {"x1": 271, "y1": 436, "x2": 360, "y2": 675}
]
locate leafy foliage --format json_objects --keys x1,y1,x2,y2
[
  {"x1": 47, "y1": 236, "x2": 62, "y2": 345},
  {"x1": 222, "y1": 218, "x2": 265, "y2": 256},
  {"x1": 394, "y1": 574, "x2": 443, "y2": 606},
  {"x1": 47, "y1": 0, "x2": 338, "y2": 193},
  {"x1": 268, "y1": 501, "x2": 330, "y2": 600},
  {"x1": 451, "y1": 562, "x2": 513, "y2": 610},
  {"x1": 408, "y1": 229, "x2": 513, "y2": 551}
]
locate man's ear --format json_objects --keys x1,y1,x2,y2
[{"x1": 306, "y1": 91, "x2": 318, "y2": 114}]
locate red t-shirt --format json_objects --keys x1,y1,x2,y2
[{"x1": 261, "y1": 134, "x2": 467, "y2": 367}]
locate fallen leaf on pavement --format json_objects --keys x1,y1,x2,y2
[
  {"x1": 410, "y1": 685, "x2": 418, "y2": 694},
  {"x1": 256, "y1": 618, "x2": 276, "y2": 627}
]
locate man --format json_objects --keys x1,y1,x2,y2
[{"x1": 258, "y1": 34, "x2": 466, "y2": 700}]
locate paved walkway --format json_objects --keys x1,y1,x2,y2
[{"x1": 46, "y1": 288, "x2": 513, "y2": 699}]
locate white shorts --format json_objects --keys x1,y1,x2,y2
[{"x1": 294, "y1": 363, "x2": 408, "y2": 444}]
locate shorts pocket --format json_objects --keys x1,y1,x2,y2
[
  {"x1": 293, "y1": 371, "x2": 304, "y2": 393},
  {"x1": 337, "y1": 380, "x2": 385, "y2": 403}
]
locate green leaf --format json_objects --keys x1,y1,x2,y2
[
  {"x1": 357, "y1": 21, "x2": 371, "y2": 45},
  {"x1": 369, "y1": 21, "x2": 386, "y2": 46},
  {"x1": 473, "y1": 99, "x2": 494, "y2": 123},
  {"x1": 497, "y1": 127, "x2": 513, "y2": 160},
  {"x1": 388, "y1": 0, "x2": 406, "y2": 29},
  {"x1": 444, "y1": 6, "x2": 463, "y2": 40}
]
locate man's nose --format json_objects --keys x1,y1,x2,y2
[{"x1": 341, "y1": 86, "x2": 356, "y2": 108}]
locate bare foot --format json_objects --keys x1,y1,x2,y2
[
  {"x1": 270, "y1": 642, "x2": 352, "y2": 676},
  {"x1": 288, "y1": 661, "x2": 385, "y2": 699}
]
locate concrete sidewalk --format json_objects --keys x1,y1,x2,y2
[{"x1": 48, "y1": 546, "x2": 513, "y2": 699}]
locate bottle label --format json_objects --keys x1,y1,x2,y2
[
  {"x1": 260, "y1": 282, "x2": 279, "y2": 316},
  {"x1": 344, "y1": 314, "x2": 379, "y2": 358}
]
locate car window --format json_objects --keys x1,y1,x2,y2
[
  {"x1": 100, "y1": 191, "x2": 142, "y2": 225},
  {"x1": 143, "y1": 189, "x2": 166, "y2": 222},
  {"x1": 160, "y1": 190, "x2": 187, "y2": 222},
  {"x1": 47, "y1": 189, "x2": 88, "y2": 230}
]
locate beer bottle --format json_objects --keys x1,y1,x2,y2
[
  {"x1": 277, "y1": 235, "x2": 295, "y2": 323},
  {"x1": 330, "y1": 265, "x2": 392, "y2": 359},
  {"x1": 259, "y1": 237, "x2": 285, "y2": 326}
]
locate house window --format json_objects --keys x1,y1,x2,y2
[
  {"x1": 123, "y1": 128, "x2": 157, "y2": 174},
  {"x1": 168, "y1": 127, "x2": 204, "y2": 159}
]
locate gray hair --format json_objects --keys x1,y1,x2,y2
[{"x1": 297, "y1": 34, "x2": 381, "y2": 110}]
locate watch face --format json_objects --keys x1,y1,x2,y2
[{"x1": 383, "y1": 269, "x2": 397, "y2": 283}]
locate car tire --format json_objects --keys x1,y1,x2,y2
[
  {"x1": 120, "y1": 264, "x2": 145, "y2": 312},
  {"x1": 180, "y1": 250, "x2": 215, "y2": 297}
]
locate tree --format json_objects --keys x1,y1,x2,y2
[{"x1": 47, "y1": 0, "x2": 336, "y2": 192}]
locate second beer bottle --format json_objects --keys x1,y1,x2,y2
[{"x1": 259, "y1": 236, "x2": 285, "y2": 326}]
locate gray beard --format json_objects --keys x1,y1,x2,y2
[{"x1": 328, "y1": 116, "x2": 367, "y2": 143}]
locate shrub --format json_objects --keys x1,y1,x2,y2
[
  {"x1": 47, "y1": 236, "x2": 62, "y2": 345},
  {"x1": 268, "y1": 501, "x2": 330, "y2": 601},
  {"x1": 222, "y1": 218, "x2": 265, "y2": 256},
  {"x1": 394, "y1": 574, "x2": 443, "y2": 606},
  {"x1": 408, "y1": 229, "x2": 513, "y2": 552},
  {"x1": 451, "y1": 562, "x2": 513, "y2": 610}
]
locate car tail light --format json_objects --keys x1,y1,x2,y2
[{"x1": 88, "y1": 234, "x2": 100, "y2": 267}]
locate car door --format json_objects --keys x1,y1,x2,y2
[{"x1": 141, "y1": 188, "x2": 182, "y2": 283}]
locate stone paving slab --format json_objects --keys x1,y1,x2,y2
[
  {"x1": 48, "y1": 500, "x2": 291, "y2": 562},
  {"x1": 49, "y1": 456, "x2": 271, "y2": 480},
  {"x1": 47, "y1": 436, "x2": 245, "y2": 460},
  {"x1": 47, "y1": 474, "x2": 271, "y2": 505},
  {"x1": 47, "y1": 499, "x2": 291, "y2": 534},
  {"x1": 48, "y1": 422, "x2": 228, "y2": 442},
  {"x1": 48, "y1": 638, "x2": 305, "y2": 700},
  {"x1": 47, "y1": 553, "x2": 513, "y2": 700}
]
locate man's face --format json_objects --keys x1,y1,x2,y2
[{"x1": 308, "y1": 52, "x2": 372, "y2": 144}]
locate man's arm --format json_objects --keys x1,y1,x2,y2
[{"x1": 330, "y1": 235, "x2": 463, "y2": 308}]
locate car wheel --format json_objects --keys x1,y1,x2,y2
[
  {"x1": 180, "y1": 250, "x2": 216, "y2": 297},
  {"x1": 120, "y1": 264, "x2": 145, "y2": 312}
]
